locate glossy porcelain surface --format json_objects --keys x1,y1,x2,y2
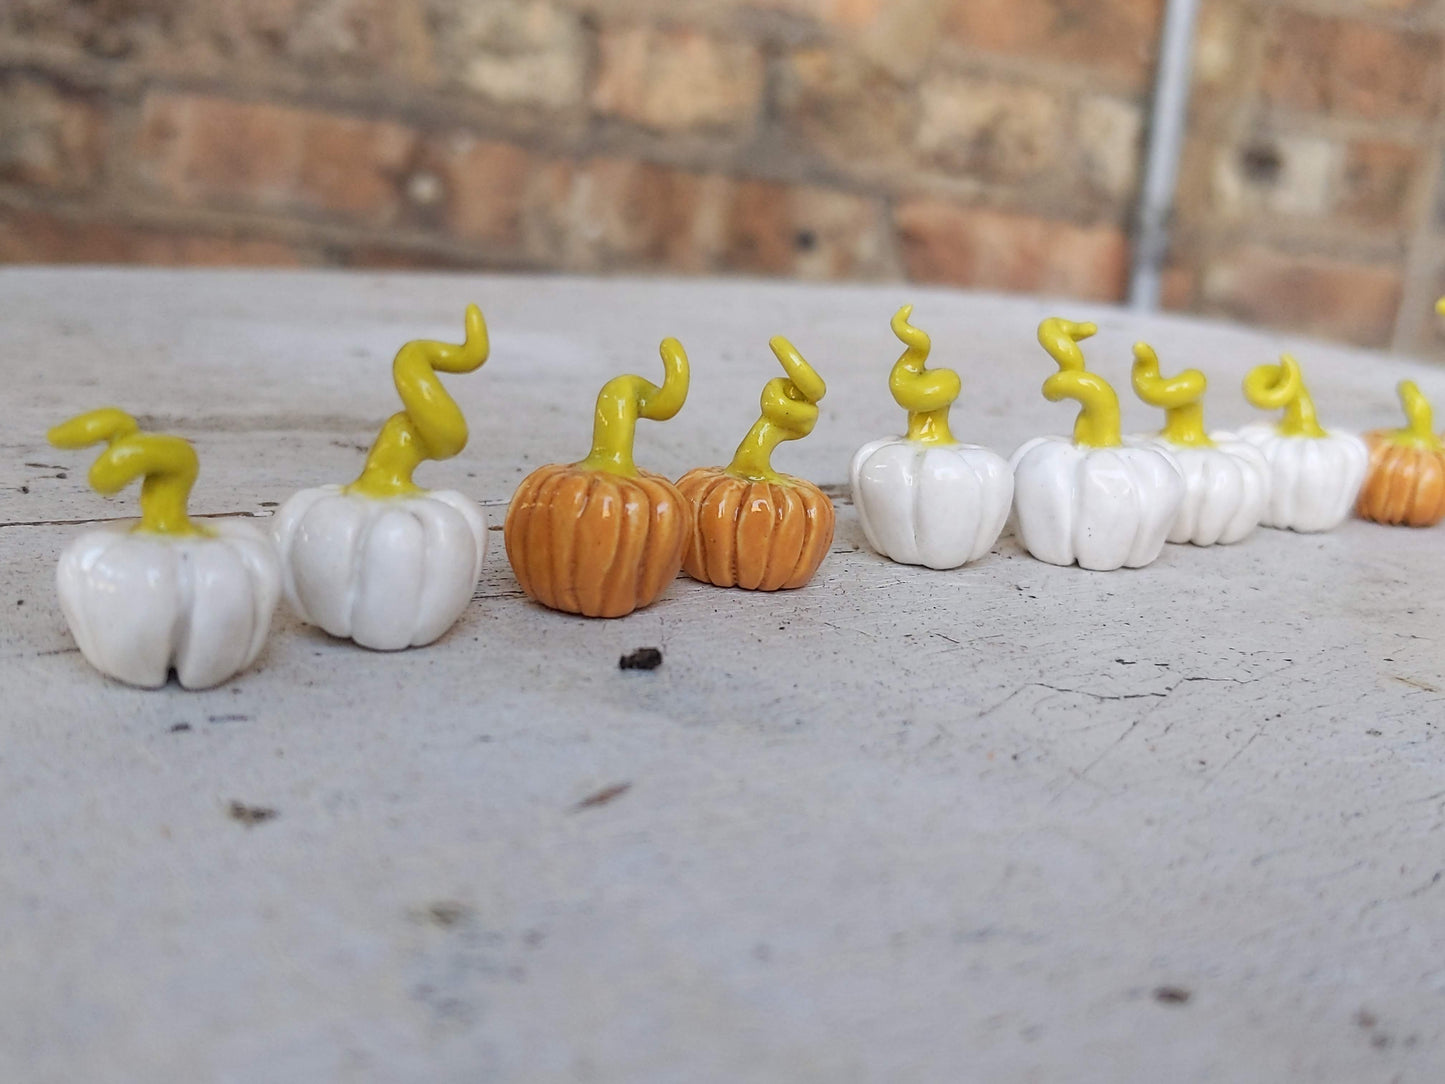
[
  {"x1": 1356, "y1": 380, "x2": 1445, "y2": 527},
  {"x1": 849, "y1": 306, "x2": 1012, "y2": 569},
  {"x1": 1011, "y1": 437, "x2": 1185, "y2": 571},
  {"x1": 678, "y1": 336, "x2": 830, "y2": 590},
  {"x1": 273, "y1": 485, "x2": 486, "y2": 650},
  {"x1": 506, "y1": 465, "x2": 686, "y2": 617},
  {"x1": 1130, "y1": 434, "x2": 1270, "y2": 547},
  {"x1": 851, "y1": 439, "x2": 1012, "y2": 568},
  {"x1": 504, "y1": 338, "x2": 691, "y2": 618},
  {"x1": 346, "y1": 303, "x2": 489, "y2": 499},
  {"x1": 57, "y1": 520, "x2": 280, "y2": 689},
  {"x1": 676, "y1": 468, "x2": 834, "y2": 589},
  {"x1": 1359, "y1": 434, "x2": 1445, "y2": 526},
  {"x1": 1234, "y1": 425, "x2": 1368, "y2": 533}
]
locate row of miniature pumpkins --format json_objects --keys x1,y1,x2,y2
[
  {"x1": 46, "y1": 302, "x2": 1445, "y2": 691},
  {"x1": 853, "y1": 311, "x2": 1445, "y2": 575}
]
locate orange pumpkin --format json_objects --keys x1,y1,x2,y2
[
  {"x1": 504, "y1": 339, "x2": 690, "y2": 617},
  {"x1": 677, "y1": 336, "x2": 834, "y2": 591},
  {"x1": 1356, "y1": 380, "x2": 1445, "y2": 527}
]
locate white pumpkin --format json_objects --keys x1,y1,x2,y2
[
  {"x1": 1234, "y1": 424, "x2": 1368, "y2": 533},
  {"x1": 849, "y1": 303, "x2": 1013, "y2": 569},
  {"x1": 1011, "y1": 437, "x2": 1185, "y2": 570},
  {"x1": 1236, "y1": 353, "x2": 1368, "y2": 533},
  {"x1": 851, "y1": 438, "x2": 1013, "y2": 568},
  {"x1": 272, "y1": 486, "x2": 486, "y2": 651},
  {"x1": 58, "y1": 520, "x2": 280, "y2": 690},
  {"x1": 1133, "y1": 436, "x2": 1271, "y2": 546}
]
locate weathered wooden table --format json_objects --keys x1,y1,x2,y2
[{"x1": 2, "y1": 270, "x2": 1442, "y2": 1082}]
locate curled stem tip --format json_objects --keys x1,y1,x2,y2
[
  {"x1": 726, "y1": 337, "x2": 825, "y2": 483},
  {"x1": 349, "y1": 303, "x2": 491, "y2": 498},
  {"x1": 1038, "y1": 317, "x2": 1098, "y2": 373},
  {"x1": 577, "y1": 336, "x2": 690, "y2": 477},
  {"x1": 1243, "y1": 354, "x2": 1326, "y2": 438},
  {"x1": 889, "y1": 304, "x2": 960, "y2": 444},
  {"x1": 1388, "y1": 380, "x2": 1442, "y2": 450},
  {"x1": 48, "y1": 407, "x2": 201, "y2": 535},
  {"x1": 1131, "y1": 341, "x2": 1211, "y2": 446},
  {"x1": 1036, "y1": 316, "x2": 1118, "y2": 447}
]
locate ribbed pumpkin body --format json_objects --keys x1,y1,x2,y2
[
  {"x1": 505, "y1": 464, "x2": 687, "y2": 617},
  {"x1": 1357, "y1": 433, "x2": 1445, "y2": 526},
  {"x1": 676, "y1": 467, "x2": 835, "y2": 590}
]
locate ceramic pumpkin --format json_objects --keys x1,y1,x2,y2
[
  {"x1": 1356, "y1": 380, "x2": 1445, "y2": 527},
  {"x1": 1235, "y1": 355, "x2": 1368, "y2": 533},
  {"x1": 47, "y1": 408, "x2": 280, "y2": 689},
  {"x1": 676, "y1": 337, "x2": 833, "y2": 591},
  {"x1": 505, "y1": 338, "x2": 690, "y2": 618},
  {"x1": 1128, "y1": 342, "x2": 1270, "y2": 547},
  {"x1": 272, "y1": 304, "x2": 490, "y2": 650},
  {"x1": 1010, "y1": 318, "x2": 1185, "y2": 571},
  {"x1": 850, "y1": 305, "x2": 1013, "y2": 569}
]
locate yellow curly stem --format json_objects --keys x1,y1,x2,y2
[
  {"x1": 726, "y1": 337, "x2": 826, "y2": 483},
  {"x1": 348, "y1": 303, "x2": 490, "y2": 498},
  {"x1": 576, "y1": 337, "x2": 690, "y2": 476},
  {"x1": 1037, "y1": 317, "x2": 1120, "y2": 447},
  {"x1": 1383, "y1": 380, "x2": 1442, "y2": 451},
  {"x1": 1243, "y1": 354, "x2": 1326, "y2": 438},
  {"x1": 48, "y1": 407, "x2": 204, "y2": 535},
  {"x1": 1131, "y1": 342, "x2": 1211, "y2": 446},
  {"x1": 888, "y1": 305, "x2": 959, "y2": 444}
]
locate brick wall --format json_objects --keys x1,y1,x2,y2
[
  {"x1": 1, "y1": 1, "x2": 1443, "y2": 352},
  {"x1": 1177, "y1": 0, "x2": 1445, "y2": 351}
]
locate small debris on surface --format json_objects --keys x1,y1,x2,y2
[
  {"x1": 1152, "y1": 986, "x2": 1192, "y2": 1005},
  {"x1": 1354, "y1": 1009, "x2": 1378, "y2": 1029},
  {"x1": 619, "y1": 647, "x2": 662, "y2": 671},
  {"x1": 573, "y1": 782, "x2": 632, "y2": 811},
  {"x1": 208, "y1": 714, "x2": 251, "y2": 724},
  {"x1": 423, "y1": 901, "x2": 472, "y2": 928},
  {"x1": 169, "y1": 723, "x2": 191, "y2": 733},
  {"x1": 228, "y1": 801, "x2": 277, "y2": 826}
]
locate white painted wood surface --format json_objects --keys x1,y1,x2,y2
[{"x1": 1, "y1": 269, "x2": 1442, "y2": 1082}]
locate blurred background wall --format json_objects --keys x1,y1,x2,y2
[{"x1": 1, "y1": 0, "x2": 1443, "y2": 352}]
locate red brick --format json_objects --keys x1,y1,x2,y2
[
  {"x1": 1260, "y1": 12, "x2": 1441, "y2": 120},
  {"x1": 777, "y1": 48, "x2": 916, "y2": 182},
  {"x1": 1337, "y1": 140, "x2": 1420, "y2": 227},
  {"x1": 915, "y1": 73, "x2": 1063, "y2": 182},
  {"x1": 0, "y1": 209, "x2": 311, "y2": 266},
  {"x1": 4, "y1": 0, "x2": 433, "y2": 80},
  {"x1": 564, "y1": 158, "x2": 727, "y2": 271},
  {"x1": 894, "y1": 200, "x2": 1129, "y2": 301},
  {"x1": 593, "y1": 26, "x2": 765, "y2": 133},
  {"x1": 1201, "y1": 246, "x2": 1402, "y2": 346},
  {"x1": 0, "y1": 75, "x2": 107, "y2": 189},
  {"x1": 416, "y1": 135, "x2": 570, "y2": 261},
  {"x1": 432, "y1": 1, "x2": 586, "y2": 110},
  {"x1": 942, "y1": 0, "x2": 1165, "y2": 89},
  {"x1": 722, "y1": 181, "x2": 894, "y2": 279},
  {"x1": 134, "y1": 93, "x2": 417, "y2": 223},
  {"x1": 297, "y1": 114, "x2": 415, "y2": 218},
  {"x1": 1160, "y1": 263, "x2": 1198, "y2": 311}
]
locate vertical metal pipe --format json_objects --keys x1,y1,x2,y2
[{"x1": 1129, "y1": 0, "x2": 1202, "y2": 311}]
